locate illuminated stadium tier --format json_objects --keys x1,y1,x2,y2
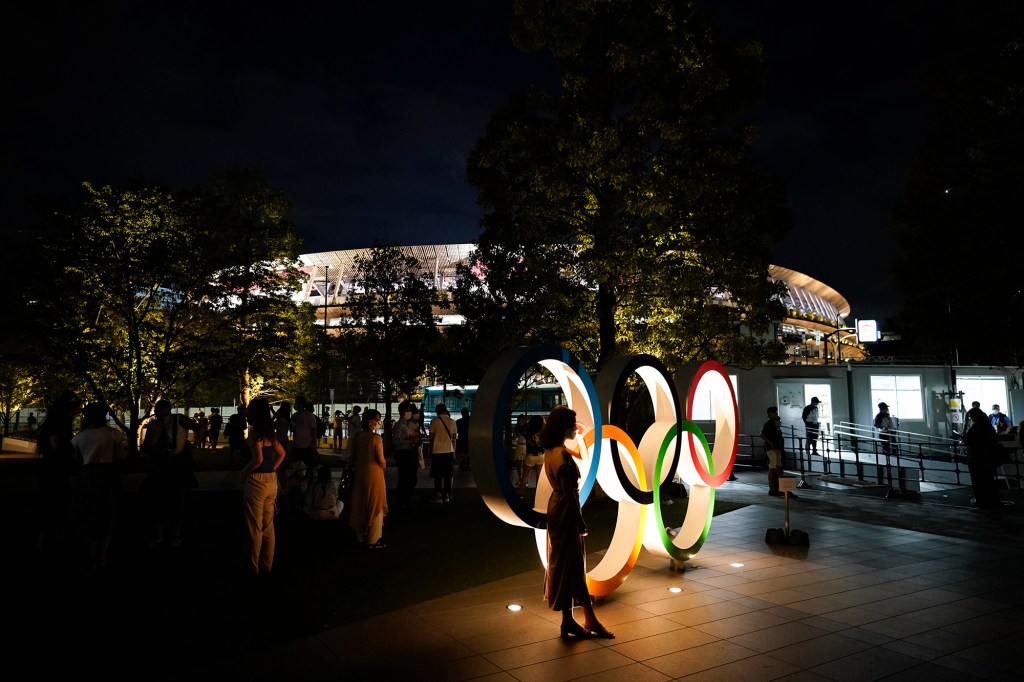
[{"x1": 297, "y1": 245, "x2": 867, "y2": 364}]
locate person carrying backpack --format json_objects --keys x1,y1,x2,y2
[{"x1": 801, "y1": 397, "x2": 821, "y2": 456}]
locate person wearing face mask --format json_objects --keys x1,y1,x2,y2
[{"x1": 392, "y1": 400, "x2": 421, "y2": 510}]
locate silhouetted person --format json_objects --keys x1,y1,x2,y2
[
  {"x1": 963, "y1": 407, "x2": 1002, "y2": 513},
  {"x1": 225, "y1": 407, "x2": 248, "y2": 464},
  {"x1": 874, "y1": 402, "x2": 895, "y2": 455},
  {"x1": 392, "y1": 400, "x2": 420, "y2": 509},
  {"x1": 456, "y1": 407, "x2": 471, "y2": 470},
  {"x1": 139, "y1": 399, "x2": 197, "y2": 549},
  {"x1": 207, "y1": 407, "x2": 223, "y2": 448},
  {"x1": 802, "y1": 397, "x2": 821, "y2": 456},
  {"x1": 541, "y1": 406, "x2": 613, "y2": 640},
  {"x1": 290, "y1": 396, "x2": 319, "y2": 471},
  {"x1": 759, "y1": 406, "x2": 793, "y2": 498},
  {"x1": 70, "y1": 402, "x2": 126, "y2": 569},
  {"x1": 34, "y1": 390, "x2": 82, "y2": 557}
]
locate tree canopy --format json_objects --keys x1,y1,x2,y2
[
  {"x1": 23, "y1": 168, "x2": 312, "y2": 446},
  {"x1": 336, "y1": 243, "x2": 441, "y2": 429},
  {"x1": 459, "y1": 0, "x2": 790, "y2": 371},
  {"x1": 890, "y1": 6, "x2": 1024, "y2": 366}
]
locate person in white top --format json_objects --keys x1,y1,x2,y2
[
  {"x1": 71, "y1": 402, "x2": 127, "y2": 569},
  {"x1": 428, "y1": 404, "x2": 458, "y2": 503},
  {"x1": 290, "y1": 396, "x2": 319, "y2": 470},
  {"x1": 304, "y1": 465, "x2": 344, "y2": 520}
]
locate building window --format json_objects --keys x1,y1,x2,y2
[
  {"x1": 870, "y1": 375, "x2": 923, "y2": 420},
  {"x1": 955, "y1": 376, "x2": 1008, "y2": 416}
]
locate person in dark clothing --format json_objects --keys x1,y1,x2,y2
[
  {"x1": 874, "y1": 402, "x2": 896, "y2": 455},
  {"x1": 962, "y1": 407, "x2": 1002, "y2": 513},
  {"x1": 392, "y1": 400, "x2": 420, "y2": 509},
  {"x1": 541, "y1": 405, "x2": 613, "y2": 640},
  {"x1": 456, "y1": 407, "x2": 471, "y2": 470},
  {"x1": 34, "y1": 390, "x2": 83, "y2": 556},
  {"x1": 225, "y1": 407, "x2": 248, "y2": 463},
  {"x1": 759, "y1": 406, "x2": 796, "y2": 498},
  {"x1": 207, "y1": 407, "x2": 223, "y2": 448},
  {"x1": 801, "y1": 397, "x2": 821, "y2": 456}
]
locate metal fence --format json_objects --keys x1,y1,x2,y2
[{"x1": 751, "y1": 420, "x2": 1024, "y2": 495}]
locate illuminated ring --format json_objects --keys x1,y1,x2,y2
[
  {"x1": 677, "y1": 361, "x2": 738, "y2": 487},
  {"x1": 594, "y1": 354, "x2": 681, "y2": 506},
  {"x1": 647, "y1": 421, "x2": 716, "y2": 561},
  {"x1": 474, "y1": 348, "x2": 740, "y2": 597},
  {"x1": 469, "y1": 345, "x2": 601, "y2": 529}
]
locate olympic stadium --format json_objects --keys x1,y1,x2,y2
[
  {"x1": 291, "y1": 245, "x2": 1022, "y2": 445},
  {"x1": 294, "y1": 243, "x2": 869, "y2": 365}
]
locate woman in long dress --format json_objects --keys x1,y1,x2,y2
[
  {"x1": 541, "y1": 405, "x2": 614, "y2": 640},
  {"x1": 350, "y1": 409, "x2": 388, "y2": 548}
]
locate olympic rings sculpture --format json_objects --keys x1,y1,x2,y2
[{"x1": 469, "y1": 345, "x2": 738, "y2": 596}]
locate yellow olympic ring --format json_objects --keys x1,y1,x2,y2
[{"x1": 469, "y1": 346, "x2": 738, "y2": 596}]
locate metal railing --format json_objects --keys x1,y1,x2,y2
[{"x1": 766, "y1": 420, "x2": 1024, "y2": 496}]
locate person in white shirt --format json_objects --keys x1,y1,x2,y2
[
  {"x1": 304, "y1": 465, "x2": 344, "y2": 520},
  {"x1": 71, "y1": 402, "x2": 127, "y2": 569},
  {"x1": 428, "y1": 404, "x2": 458, "y2": 503},
  {"x1": 290, "y1": 396, "x2": 319, "y2": 470}
]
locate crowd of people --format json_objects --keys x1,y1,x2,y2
[
  {"x1": 26, "y1": 388, "x2": 1021, "y2": 641},
  {"x1": 27, "y1": 392, "x2": 481, "y2": 571}
]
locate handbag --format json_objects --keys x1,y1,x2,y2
[{"x1": 336, "y1": 467, "x2": 354, "y2": 499}]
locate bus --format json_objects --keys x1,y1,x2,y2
[{"x1": 420, "y1": 383, "x2": 565, "y2": 424}]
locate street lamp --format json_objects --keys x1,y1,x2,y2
[{"x1": 323, "y1": 266, "x2": 329, "y2": 418}]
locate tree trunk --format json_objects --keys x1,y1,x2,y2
[{"x1": 597, "y1": 282, "x2": 617, "y2": 369}]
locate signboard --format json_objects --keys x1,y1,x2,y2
[
  {"x1": 779, "y1": 477, "x2": 798, "y2": 492},
  {"x1": 857, "y1": 319, "x2": 878, "y2": 343}
]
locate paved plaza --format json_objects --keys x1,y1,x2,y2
[{"x1": 3, "y1": 435, "x2": 1022, "y2": 680}]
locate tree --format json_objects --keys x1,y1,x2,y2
[
  {"x1": 199, "y1": 166, "x2": 310, "y2": 406},
  {"x1": 25, "y1": 170, "x2": 311, "y2": 450},
  {"x1": 0, "y1": 245, "x2": 45, "y2": 447},
  {"x1": 890, "y1": 6, "x2": 1024, "y2": 366},
  {"x1": 337, "y1": 243, "x2": 440, "y2": 434},
  {"x1": 460, "y1": 0, "x2": 790, "y2": 371},
  {"x1": 29, "y1": 181, "x2": 218, "y2": 446}
]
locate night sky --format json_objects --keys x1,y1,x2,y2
[{"x1": 5, "y1": 1, "x2": 944, "y2": 324}]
